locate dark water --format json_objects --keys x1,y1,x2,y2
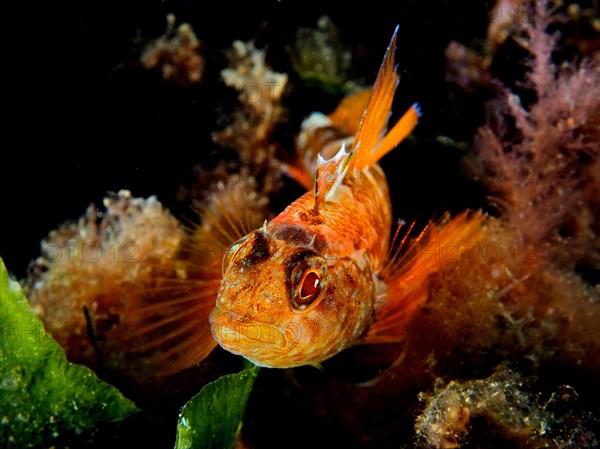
[{"x1": 1, "y1": 0, "x2": 491, "y2": 279}]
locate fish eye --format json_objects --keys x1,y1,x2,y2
[
  {"x1": 290, "y1": 256, "x2": 326, "y2": 311},
  {"x1": 222, "y1": 235, "x2": 249, "y2": 276},
  {"x1": 299, "y1": 269, "x2": 321, "y2": 303}
]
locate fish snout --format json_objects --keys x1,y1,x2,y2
[{"x1": 210, "y1": 305, "x2": 288, "y2": 350}]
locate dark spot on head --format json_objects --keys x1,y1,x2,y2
[
  {"x1": 242, "y1": 231, "x2": 270, "y2": 266},
  {"x1": 273, "y1": 225, "x2": 313, "y2": 246},
  {"x1": 272, "y1": 224, "x2": 328, "y2": 253}
]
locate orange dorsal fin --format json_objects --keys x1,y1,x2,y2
[
  {"x1": 349, "y1": 26, "x2": 421, "y2": 171},
  {"x1": 328, "y1": 87, "x2": 373, "y2": 136},
  {"x1": 370, "y1": 102, "x2": 421, "y2": 163},
  {"x1": 271, "y1": 159, "x2": 314, "y2": 191},
  {"x1": 125, "y1": 177, "x2": 268, "y2": 375},
  {"x1": 314, "y1": 26, "x2": 420, "y2": 208},
  {"x1": 364, "y1": 210, "x2": 486, "y2": 344}
]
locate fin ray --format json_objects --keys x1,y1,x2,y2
[
  {"x1": 364, "y1": 211, "x2": 486, "y2": 343},
  {"x1": 350, "y1": 27, "x2": 400, "y2": 169},
  {"x1": 123, "y1": 176, "x2": 269, "y2": 376},
  {"x1": 313, "y1": 26, "x2": 419, "y2": 207},
  {"x1": 371, "y1": 103, "x2": 421, "y2": 163}
]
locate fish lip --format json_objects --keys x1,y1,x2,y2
[
  {"x1": 210, "y1": 306, "x2": 288, "y2": 350},
  {"x1": 209, "y1": 307, "x2": 252, "y2": 326}
]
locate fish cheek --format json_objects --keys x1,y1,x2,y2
[
  {"x1": 326, "y1": 259, "x2": 375, "y2": 347},
  {"x1": 280, "y1": 261, "x2": 374, "y2": 364},
  {"x1": 218, "y1": 263, "x2": 268, "y2": 314},
  {"x1": 244, "y1": 264, "x2": 290, "y2": 321},
  {"x1": 288, "y1": 284, "x2": 356, "y2": 362}
]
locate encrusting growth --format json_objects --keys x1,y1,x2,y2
[
  {"x1": 141, "y1": 13, "x2": 204, "y2": 86},
  {"x1": 25, "y1": 191, "x2": 187, "y2": 374}
]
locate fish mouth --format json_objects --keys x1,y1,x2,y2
[{"x1": 209, "y1": 306, "x2": 289, "y2": 352}]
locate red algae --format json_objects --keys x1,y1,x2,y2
[{"x1": 404, "y1": 1, "x2": 600, "y2": 446}]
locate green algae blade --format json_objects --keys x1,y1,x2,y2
[
  {"x1": 174, "y1": 364, "x2": 259, "y2": 449},
  {"x1": 0, "y1": 258, "x2": 139, "y2": 448}
]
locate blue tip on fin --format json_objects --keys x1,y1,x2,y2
[{"x1": 412, "y1": 102, "x2": 423, "y2": 118}]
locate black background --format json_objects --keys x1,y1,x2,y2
[{"x1": 1, "y1": 0, "x2": 491, "y2": 278}]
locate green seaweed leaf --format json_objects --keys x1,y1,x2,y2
[
  {"x1": 175, "y1": 364, "x2": 260, "y2": 449},
  {"x1": 0, "y1": 258, "x2": 139, "y2": 448}
]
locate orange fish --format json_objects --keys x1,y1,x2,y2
[{"x1": 209, "y1": 27, "x2": 485, "y2": 368}]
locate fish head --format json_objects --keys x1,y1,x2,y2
[{"x1": 210, "y1": 224, "x2": 375, "y2": 368}]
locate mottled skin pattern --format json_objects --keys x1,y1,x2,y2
[{"x1": 210, "y1": 164, "x2": 392, "y2": 367}]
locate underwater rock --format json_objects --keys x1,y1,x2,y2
[{"x1": 415, "y1": 366, "x2": 598, "y2": 448}]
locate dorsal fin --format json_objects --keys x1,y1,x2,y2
[
  {"x1": 314, "y1": 143, "x2": 351, "y2": 207},
  {"x1": 328, "y1": 87, "x2": 373, "y2": 136},
  {"x1": 314, "y1": 26, "x2": 421, "y2": 208},
  {"x1": 349, "y1": 25, "x2": 401, "y2": 169}
]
